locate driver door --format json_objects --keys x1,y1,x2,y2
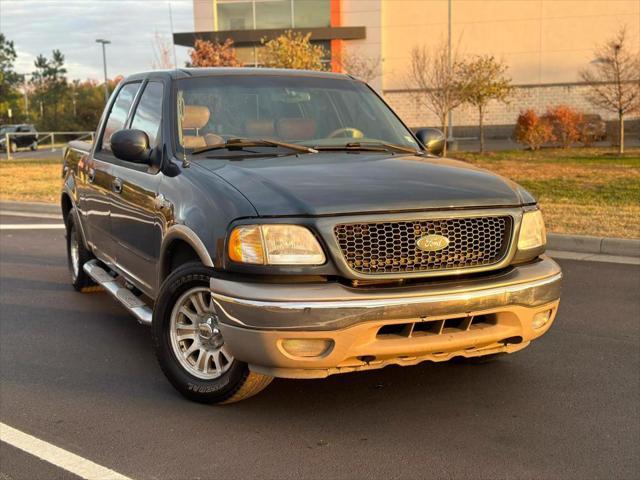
[
  {"x1": 108, "y1": 80, "x2": 166, "y2": 293},
  {"x1": 85, "y1": 82, "x2": 141, "y2": 264}
]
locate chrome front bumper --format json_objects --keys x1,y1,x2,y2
[{"x1": 210, "y1": 256, "x2": 562, "y2": 378}]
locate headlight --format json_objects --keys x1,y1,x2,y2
[
  {"x1": 518, "y1": 209, "x2": 547, "y2": 251},
  {"x1": 228, "y1": 225, "x2": 326, "y2": 265}
]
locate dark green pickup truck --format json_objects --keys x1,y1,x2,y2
[{"x1": 62, "y1": 68, "x2": 561, "y2": 404}]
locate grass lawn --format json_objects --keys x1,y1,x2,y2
[
  {"x1": 1, "y1": 148, "x2": 639, "y2": 238},
  {"x1": 453, "y1": 147, "x2": 640, "y2": 238},
  {"x1": 0, "y1": 157, "x2": 62, "y2": 204}
]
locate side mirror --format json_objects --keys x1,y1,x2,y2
[
  {"x1": 415, "y1": 128, "x2": 446, "y2": 156},
  {"x1": 111, "y1": 129, "x2": 151, "y2": 164}
]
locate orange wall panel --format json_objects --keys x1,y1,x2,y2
[{"x1": 330, "y1": 0, "x2": 342, "y2": 72}]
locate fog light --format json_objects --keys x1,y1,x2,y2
[
  {"x1": 532, "y1": 310, "x2": 552, "y2": 329},
  {"x1": 281, "y1": 339, "x2": 334, "y2": 358}
]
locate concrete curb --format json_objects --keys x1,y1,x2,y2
[
  {"x1": 1, "y1": 200, "x2": 639, "y2": 258},
  {"x1": 547, "y1": 250, "x2": 640, "y2": 266},
  {"x1": 547, "y1": 233, "x2": 640, "y2": 258}
]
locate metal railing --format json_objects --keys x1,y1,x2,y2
[{"x1": 2, "y1": 131, "x2": 94, "y2": 160}]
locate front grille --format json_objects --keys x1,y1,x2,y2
[{"x1": 334, "y1": 216, "x2": 512, "y2": 275}]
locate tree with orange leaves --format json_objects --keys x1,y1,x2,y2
[{"x1": 188, "y1": 39, "x2": 242, "y2": 68}]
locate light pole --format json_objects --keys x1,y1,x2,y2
[
  {"x1": 22, "y1": 73, "x2": 32, "y2": 120},
  {"x1": 95, "y1": 39, "x2": 111, "y2": 104},
  {"x1": 168, "y1": 2, "x2": 177, "y2": 68}
]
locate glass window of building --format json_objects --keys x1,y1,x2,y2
[
  {"x1": 217, "y1": 0, "x2": 254, "y2": 30},
  {"x1": 235, "y1": 46, "x2": 259, "y2": 66},
  {"x1": 215, "y1": 0, "x2": 331, "y2": 31},
  {"x1": 294, "y1": 0, "x2": 330, "y2": 28},
  {"x1": 255, "y1": 0, "x2": 292, "y2": 29}
]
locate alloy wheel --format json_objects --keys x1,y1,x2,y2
[
  {"x1": 169, "y1": 287, "x2": 233, "y2": 380},
  {"x1": 69, "y1": 225, "x2": 80, "y2": 280}
]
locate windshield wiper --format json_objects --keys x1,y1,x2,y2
[
  {"x1": 191, "y1": 138, "x2": 317, "y2": 155},
  {"x1": 313, "y1": 142, "x2": 423, "y2": 155}
]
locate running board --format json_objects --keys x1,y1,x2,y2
[{"x1": 83, "y1": 260, "x2": 153, "y2": 326}]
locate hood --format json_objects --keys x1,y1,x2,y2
[{"x1": 196, "y1": 152, "x2": 533, "y2": 217}]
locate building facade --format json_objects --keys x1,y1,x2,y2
[
  {"x1": 175, "y1": 0, "x2": 640, "y2": 134},
  {"x1": 177, "y1": 0, "x2": 363, "y2": 70}
]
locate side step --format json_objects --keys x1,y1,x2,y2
[{"x1": 83, "y1": 259, "x2": 153, "y2": 326}]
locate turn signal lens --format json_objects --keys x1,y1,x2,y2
[
  {"x1": 281, "y1": 339, "x2": 334, "y2": 358},
  {"x1": 532, "y1": 309, "x2": 552, "y2": 329},
  {"x1": 228, "y1": 225, "x2": 325, "y2": 265},
  {"x1": 518, "y1": 209, "x2": 547, "y2": 251},
  {"x1": 228, "y1": 225, "x2": 265, "y2": 264}
]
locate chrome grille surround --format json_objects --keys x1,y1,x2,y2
[{"x1": 334, "y1": 215, "x2": 514, "y2": 275}]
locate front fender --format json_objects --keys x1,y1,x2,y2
[{"x1": 158, "y1": 224, "x2": 215, "y2": 286}]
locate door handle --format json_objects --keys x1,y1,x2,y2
[
  {"x1": 87, "y1": 168, "x2": 96, "y2": 183},
  {"x1": 112, "y1": 177, "x2": 123, "y2": 194}
]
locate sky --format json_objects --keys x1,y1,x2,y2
[{"x1": 1, "y1": 0, "x2": 195, "y2": 81}]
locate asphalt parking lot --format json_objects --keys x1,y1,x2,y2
[
  {"x1": 1, "y1": 147, "x2": 63, "y2": 161},
  {"x1": 0, "y1": 213, "x2": 638, "y2": 480}
]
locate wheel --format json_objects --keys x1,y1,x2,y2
[
  {"x1": 153, "y1": 263, "x2": 272, "y2": 404},
  {"x1": 65, "y1": 208, "x2": 98, "y2": 292},
  {"x1": 9, "y1": 141, "x2": 17, "y2": 153},
  {"x1": 30, "y1": 142, "x2": 37, "y2": 151}
]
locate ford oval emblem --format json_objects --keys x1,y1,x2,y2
[{"x1": 416, "y1": 234, "x2": 450, "y2": 252}]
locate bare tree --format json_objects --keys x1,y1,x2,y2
[
  {"x1": 152, "y1": 32, "x2": 174, "y2": 69},
  {"x1": 580, "y1": 26, "x2": 640, "y2": 154},
  {"x1": 338, "y1": 50, "x2": 381, "y2": 83},
  {"x1": 407, "y1": 41, "x2": 463, "y2": 156},
  {"x1": 456, "y1": 55, "x2": 512, "y2": 153}
]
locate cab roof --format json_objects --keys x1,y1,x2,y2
[{"x1": 124, "y1": 67, "x2": 354, "y2": 82}]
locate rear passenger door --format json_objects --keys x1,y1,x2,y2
[
  {"x1": 84, "y1": 82, "x2": 141, "y2": 264},
  {"x1": 109, "y1": 80, "x2": 166, "y2": 293}
]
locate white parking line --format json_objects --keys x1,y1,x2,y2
[
  {"x1": 0, "y1": 422, "x2": 134, "y2": 480},
  {"x1": 0, "y1": 210, "x2": 63, "y2": 219},
  {"x1": 0, "y1": 224, "x2": 64, "y2": 230}
]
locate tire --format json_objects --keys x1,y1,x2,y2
[
  {"x1": 152, "y1": 263, "x2": 272, "y2": 404},
  {"x1": 30, "y1": 142, "x2": 37, "y2": 151},
  {"x1": 65, "y1": 208, "x2": 98, "y2": 292}
]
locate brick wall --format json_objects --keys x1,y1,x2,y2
[{"x1": 384, "y1": 83, "x2": 640, "y2": 138}]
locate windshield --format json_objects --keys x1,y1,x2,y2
[
  {"x1": 175, "y1": 74, "x2": 420, "y2": 154},
  {"x1": 0, "y1": 126, "x2": 17, "y2": 134}
]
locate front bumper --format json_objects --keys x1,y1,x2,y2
[{"x1": 211, "y1": 256, "x2": 562, "y2": 379}]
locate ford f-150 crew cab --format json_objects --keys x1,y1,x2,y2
[{"x1": 62, "y1": 68, "x2": 562, "y2": 404}]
